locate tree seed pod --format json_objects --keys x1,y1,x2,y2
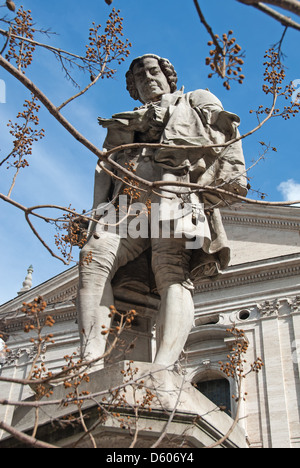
[{"x1": 6, "y1": 0, "x2": 16, "y2": 12}]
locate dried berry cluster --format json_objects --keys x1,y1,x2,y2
[
  {"x1": 5, "y1": 7, "x2": 36, "y2": 72},
  {"x1": 219, "y1": 328, "x2": 249, "y2": 381},
  {"x1": 5, "y1": 94, "x2": 45, "y2": 170},
  {"x1": 262, "y1": 48, "x2": 288, "y2": 96},
  {"x1": 103, "y1": 361, "x2": 155, "y2": 431},
  {"x1": 218, "y1": 327, "x2": 264, "y2": 403},
  {"x1": 21, "y1": 296, "x2": 56, "y2": 397},
  {"x1": 80, "y1": 250, "x2": 93, "y2": 266},
  {"x1": 250, "y1": 48, "x2": 300, "y2": 120},
  {"x1": 62, "y1": 352, "x2": 91, "y2": 408},
  {"x1": 22, "y1": 296, "x2": 55, "y2": 340},
  {"x1": 101, "y1": 306, "x2": 137, "y2": 337},
  {"x1": 119, "y1": 162, "x2": 152, "y2": 215},
  {"x1": 86, "y1": 8, "x2": 132, "y2": 80},
  {"x1": 250, "y1": 357, "x2": 264, "y2": 373},
  {"x1": 205, "y1": 30, "x2": 245, "y2": 90},
  {"x1": 122, "y1": 161, "x2": 141, "y2": 201},
  {"x1": 54, "y1": 208, "x2": 88, "y2": 261}
]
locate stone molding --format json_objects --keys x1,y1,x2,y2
[
  {"x1": 1, "y1": 254, "x2": 300, "y2": 334},
  {"x1": 0, "y1": 303, "x2": 77, "y2": 335},
  {"x1": 195, "y1": 254, "x2": 300, "y2": 293},
  {"x1": 256, "y1": 296, "x2": 300, "y2": 318},
  {"x1": 0, "y1": 266, "x2": 78, "y2": 313},
  {"x1": 221, "y1": 204, "x2": 300, "y2": 231}
]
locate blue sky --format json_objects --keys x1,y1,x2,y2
[{"x1": 0, "y1": 0, "x2": 299, "y2": 304}]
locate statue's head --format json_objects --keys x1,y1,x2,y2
[{"x1": 126, "y1": 54, "x2": 178, "y2": 104}]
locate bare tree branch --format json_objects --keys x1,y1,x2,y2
[
  {"x1": 237, "y1": 0, "x2": 300, "y2": 30},
  {"x1": 0, "y1": 420, "x2": 59, "y2": 448},
  {"x1": 203, "y1": 379, "x2": 243, "y2": 449},
  {"x1": 193, "y1": 0, "x2": 222, "y2": 54},
  {"x1": 238, "y1": 0, "x2": 300, "y2": 16},
  {"x1": 0, "y1": 27, "x2": 95, "y2": 65},
  {"x1": 56, "y1": 54, "x2": 109, "y2": 111},
  {"x1": 150, "y1": 374, "x2": 186, "y2": 448},
  {"x1": 0, "y1": 53, "x2": 108, "y2": 158}
]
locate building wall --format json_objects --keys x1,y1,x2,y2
[
  {"x1": 186, "y1": 271, "x2": 300, "y2": 448},
  {"x1": 1, "y1": 205, "x2": 300, "y2": 447}
]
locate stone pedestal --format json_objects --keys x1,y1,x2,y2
[{"x1": 0, "y1": 361, "x2": 247, "y2": 448}]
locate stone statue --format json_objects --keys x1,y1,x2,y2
[{"x1": 77, "y1": 54, "x2": 247, "y2": 368}]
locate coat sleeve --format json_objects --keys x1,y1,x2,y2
[{"x1": 188, "y1": 89, "x2": 248, "y2": 206}]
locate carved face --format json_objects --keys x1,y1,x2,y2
[{"x1": 132, "y1": 57, "x2": 171, "y2": 104}]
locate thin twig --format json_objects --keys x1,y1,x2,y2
[
  {"x1": 203, "y1": 379, "x2": 243, "y2": 449},
  {"x1": 0, "y1": 420, "x2": 59, "y2": 448},
  {"x1": 0, "y1": 27, "x2": 98, "y2": 64},
  {"x1": 129, "y1": 405, "x2": 139, "y2": 448},
  {"x1": 76, "y1": 386, "x2": 97, "y2": 448},
  {"x1": 0, "y1": 24, "x2": 11, "y2": 55},
  {"x1": 0, "y1": 365, "x2": 175, "y2": 410},
  {"x1": 56, "y1": 53, "x2": 109, "y2": 111},
  {"x1": 193, "y1": 0, "x2": 222, "y2": 54},
  {"x1": 151, "y1": 374, "x2": 186, "y2": 448}
]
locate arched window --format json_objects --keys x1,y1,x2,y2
[{"x1": 196, "y1": 377, "x2": 231, "y2": 416}]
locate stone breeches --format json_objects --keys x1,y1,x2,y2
[{"x1": 79, "y1": 231, "x2": 193, "y2": 296}]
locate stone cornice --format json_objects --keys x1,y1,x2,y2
[
  {"x1": 195, "y1": 253, "x2": 300, "y2": 294},
  {"x1": 221, "y1": 204, "x2": 300, "y2": 231},
  {"x1": 0, "y1": 266, "x2": 79, "y2": 315},
  {"x1": 0, "y1": 303, "x2": 77, "y2": 335}
]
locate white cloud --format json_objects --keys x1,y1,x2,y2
[{"x1": 277, "y1": 179, "x2": 300, "y2": 204}]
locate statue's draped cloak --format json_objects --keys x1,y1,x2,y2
[{"x1": 97, "y1": 88, "x2": 247, "y2": 285}]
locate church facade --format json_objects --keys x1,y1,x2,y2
[{"x1": 1, "y1": 204, "x2": 300, "y2": 448}]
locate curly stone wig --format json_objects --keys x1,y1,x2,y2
[{"x1": 125, "y1": 54, "x2": 178, "y2": 102}]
